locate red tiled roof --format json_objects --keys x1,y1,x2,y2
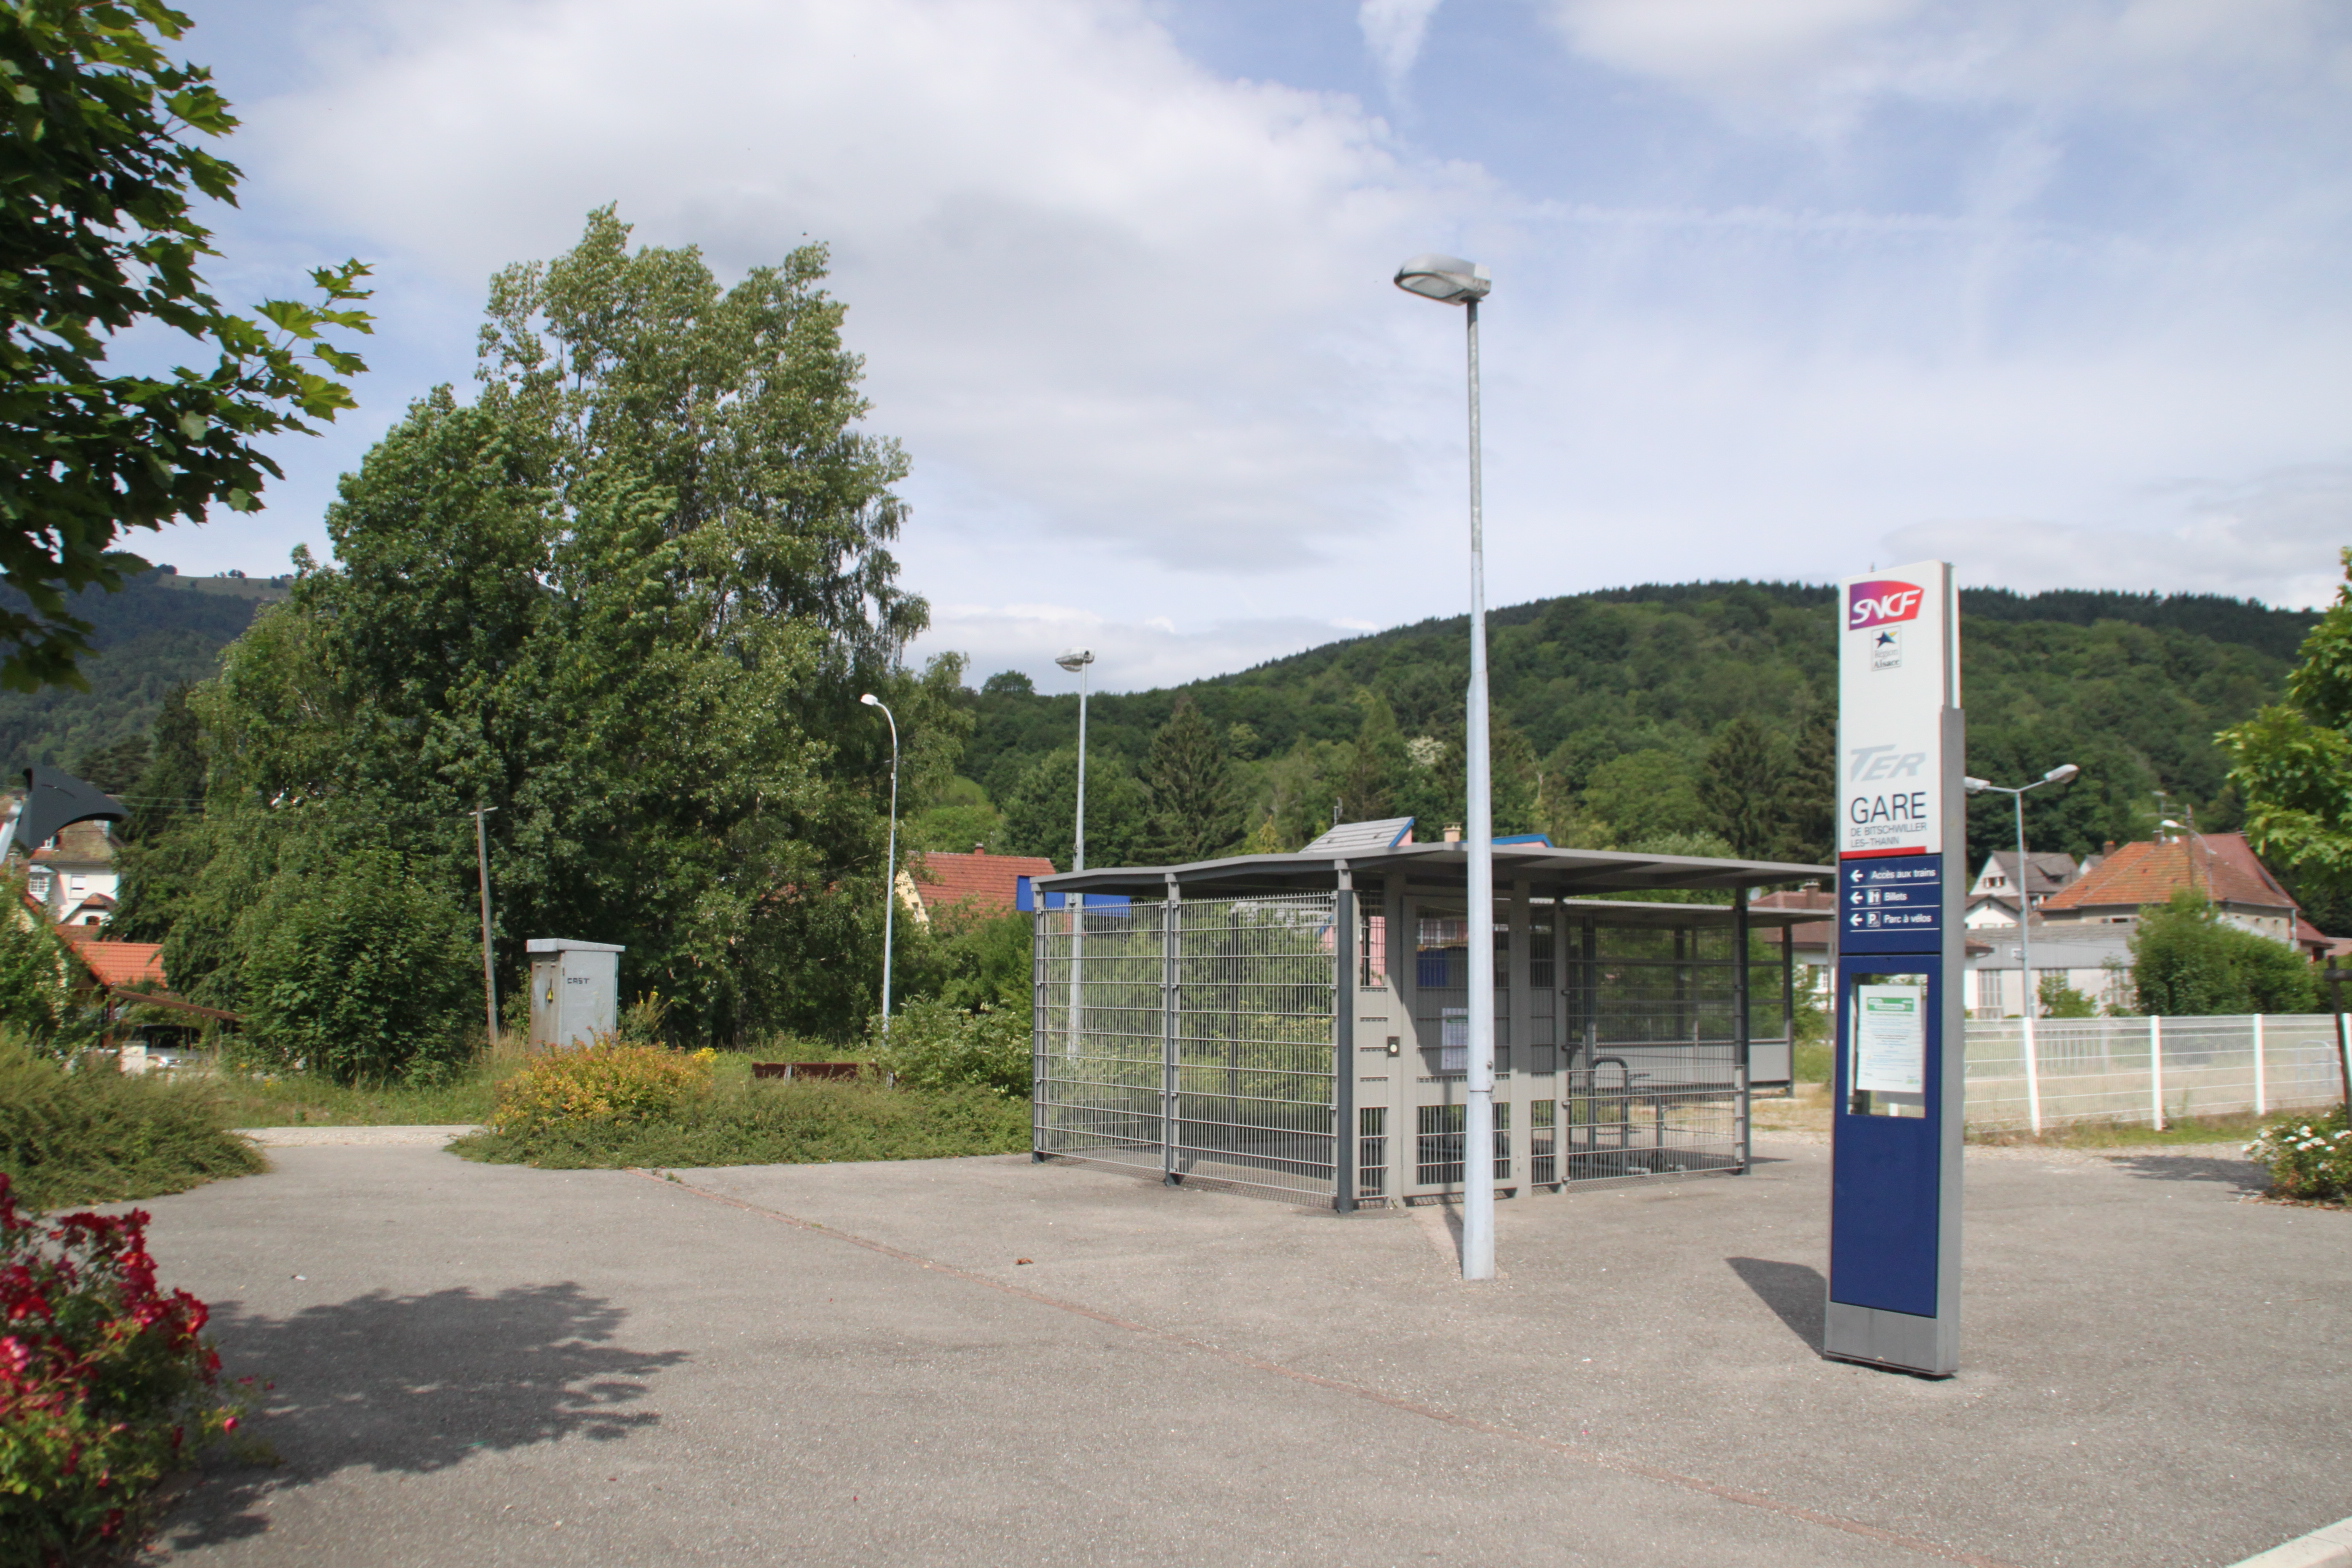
[
  {"x1": 55, "y1": 928, "x2": 165, "y2": 988},
  {"x1": 2042, "y1": 831, "x2": 2294, "y2": 916},
  {"x1": 904, "y1": 849, "x2": 1057, "y2": 916}
]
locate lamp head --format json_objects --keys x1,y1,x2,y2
[
  {"x1": 1393, "y1": 254, "x2": 1491, "y2": 305},
  {"x1": 2160, "y1": 818, "x2": 2185, "y2": 832},
  {"x1": 1054, "y1": 649, "x2": 1094, "y2": 673},
  {"x1": 2044, "y1": 763, "x2": 2080, "y2": 784},
  {"x1": 859, "y1": 693, "x2": 879, "y2": 707},
  {"x1": 1963, "y1": 777, "x2": 1991, "y2": 794}
]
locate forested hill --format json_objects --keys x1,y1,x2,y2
[
  {"x1": 0, "y1": 570, "x2": 289, "y2": 784},
  {"x1": 949, "y1": 580, "x2": 2319, "y2": 881}
]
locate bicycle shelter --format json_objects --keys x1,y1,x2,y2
[{"x1": 1030, "y1": 825, "x2": 1829, "y2": 1210}]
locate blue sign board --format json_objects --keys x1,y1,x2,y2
[{"x1": 1838, "y1": 854, "x2": 1942, "y2": 953}]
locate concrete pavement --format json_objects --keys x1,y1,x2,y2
[{"x1": 126, "y1": 1136, "x2": 2348, "y2": 1568}]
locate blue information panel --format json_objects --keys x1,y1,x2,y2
[{"x1": 1838, "y1": 854, "x2": 1942, "y2": 953}]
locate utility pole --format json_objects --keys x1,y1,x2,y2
[{"x1": 473, "y1": 806, "x2": 499, "y2": 1049}]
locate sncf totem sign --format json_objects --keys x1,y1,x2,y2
[{"x1": 1828, "y1": 560, "x2": 1965, "y2": 1378}]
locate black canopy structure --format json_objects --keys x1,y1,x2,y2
[
  {"x1": 1033, "y1": 840, "x2": 1829, "y2": 901},
  {"x1": 1, "y1": 767, "x2": 127, "y2": 861}
]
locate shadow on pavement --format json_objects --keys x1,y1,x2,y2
[
  {"x1": 2098, "y1": 1152, "x2": 2268, "y2": 1190},
  {"x1": 162, "y1": 1282, "x2": 687, "y2": 1552},
  {"x1": 1726, "y1": 1257, "x2": 1825, "y2": 1351}
]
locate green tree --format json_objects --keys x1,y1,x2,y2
[
  {"x1": 119, "y1": 212, "x2": 958, "y2": 1045},
  {"x1": 2223, "y1": 549, "x2": 2352, "y2": 898},
  {"x1": 1582, "y1": 748, "x2": 1709, "y2": 845},
  {"x1": 998, "y1": 746, "x2": 1147, "y2": 870},
  {"x1": 235, "y1": 844, "x2": 477, "y2": 1084},
  {"x1": 1, "y1": 1, "x2": 373, "y2": 690},
  {"x1": 1341, "y1": 690, "x2": 1411, "y2": 822},
  {"x1": 1140, "y1": 696, "x2": 1241, "y2": 863},
  {"x1": 2129, "y1": 891, "x2": 2317, "y2": 1016},
  {"x1": 1698, "y1": 716, "x2": 1791, "y2": 858},
  {"x1": 1777, "y1": 704, "x2": 1835, "y2": 863}
]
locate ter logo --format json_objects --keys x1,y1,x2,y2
[{"x1": 1848, "y1": 579, "x2": 1925, "y2": 631}]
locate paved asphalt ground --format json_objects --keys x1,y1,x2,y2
[{"x1": 125, "y1": 1136, "x2": 2346, "y2": 1568}]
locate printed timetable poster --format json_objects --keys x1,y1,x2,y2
[
  {"x1": 1854, "y1": 984, "x2": 1928, "y2": 1094},
  {"x1": 1838, "y1": 562, "x2": 1957, "y2": 860}
]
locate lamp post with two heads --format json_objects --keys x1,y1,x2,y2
[
  {"x1": 861, "y1": 694, "x2": 900, "y2": 1038},
  {"x1": 1394, "y1": 252, "x2": 1497, "y2": 1282},
  {"x1": 1962, "y1": 762, "x2": 2079, "y2": 1134}
]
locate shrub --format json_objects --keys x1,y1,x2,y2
[
  {"x1": 458, "y1": 1075, "x2": 1028, "y2": 1169},
  {"x1": 491, "y1": 1042, "x2": 717, "y2": 1138},
  {"x1": 2246, "y1": 1107, "x2": 2352, "y2": 1202},
  {"x1": 875, "y1": 997, "x2": 1030, "y2": 1098},
  {"x1": 236, "y1": 848, "x2": 479, "y2": 1086},
  {"x1": 0, "y1": 1176, "x2": 249, "y2": 1566},
  {"x1": 2130, "y1": 891, "x2": 2319, "y2": 1015},
  {"x1": 0, "y1": 1041, "x2": 265, "y2": 1211}
]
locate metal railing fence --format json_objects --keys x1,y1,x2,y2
[
  {"x1": 1036, "y1": 893, "x2": 1337, "y2": 1201},
  {"x1": 1963, "y1": 1014, "x2": 2348, "y2": 1130}
]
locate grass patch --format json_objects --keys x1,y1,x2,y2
[
  {"x1": 1792, "y1": 1042, "x2": 1831, "y2": 1086},
  {"x1": 203, "y1": 1066, "x2": 504, "y2": 1127},
  {"x1": 1967, "y1": 1110, "x2": 2275, "y2": 1149},
  {"x1": 0, "y1": 1042, "x2": 266, "y2": 1209},
  {"x1": 453, "y1": 1075, "x2": 1030, "y2": 1169}
]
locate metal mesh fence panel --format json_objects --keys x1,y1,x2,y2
[
  {"x1": 1171, "y1": 894, "x2": 1337, "y2": 1200},
  {"x1": 1963, "y1": 1014, "x2": 2345, "y2": 1130},
  {"x1": 1034, "y1": 900, "x2": 1168, "y2": 1177},
  {"x1": 1035, "y1": 893, "x2": 1337, "y2": 1202},
  {"x1": 1557, "y1": 916, "x2": 1748, "y2": 1182}
]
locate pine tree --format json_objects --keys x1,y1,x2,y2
[
  {"x1": 1699, "y1": 716, "x2": 1793, "y2": 858},
  {"x1": 1778, "y1": 705, "x2": 1837, "y2": 863},
  {"x1": 1142, "y1": 697, "x2": 1243, "y2": 863},
  {"x1": 1343, "y1": 691, "x2": 1412, "y2": 822}
]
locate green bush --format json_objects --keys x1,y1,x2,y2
[
  {"x1": 0, "y1": 1176, "x2": 254, "y2": 1566},
  {"x1": 875, "y1": 997, "x2": 1030, "y2": 1098},
  {"x1": 2130, "y1": 891, "x2": 2319, "y2": 1015},
  {"x1": 237, "y1": 848, "x2": 479, "y2": 1085},
  {"x1": 455, "y1": 1075, "x2": 1028, "y2": 1169},
  {"x1": 0, "y1": 1040, "x2": 264, "y2": 1209},
  {"x1": 491, "y1": 1043, "x2": 716, "y2": 1136},
  {"x1": 2246, "y1": 1107, "x2": 2352, "y2": 1202}
]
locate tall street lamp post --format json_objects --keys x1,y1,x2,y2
[
  {"x1": 1963, "y1": 762, "x2": 2079, "y2": 1134},
  {"x1": 1056, "y1": 649, "x2": 1095, "y2": 1059},
  {"x1": 470, "y1": 805, "x2": 499, "y2": 1048},
  {"x1": 1395, "y1": 252, "x2": 1496, "y2": 1282},
  {"x1": 861, "y1": 694, "x2": 901, "y2": 1038}
]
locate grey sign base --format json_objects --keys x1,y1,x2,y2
[{"x1": 1823, "y1": 1300, "x2": 1958, "y2": 1378}]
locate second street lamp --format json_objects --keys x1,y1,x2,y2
[
  {"x1": 1395, "y1": 251, "x2": 1497, "y2": 1282},
  {"x1": 1963, "y1": 762, "x2": 2079, "y2": 1134},
  {"x1": 861, "y1": 694, "x2": 901, "y2": 1038},
  {"x1": 1055, "y1": 649, "x2": 1095, "y2": 1062}
]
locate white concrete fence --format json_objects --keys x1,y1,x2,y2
[{"x1": 1963, "y1": 1014, "x2": 2352, "y2": 1133}]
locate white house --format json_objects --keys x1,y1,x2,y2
[{"x1": 1964, "y1": 849, "x2": 2089, "y2": 930}]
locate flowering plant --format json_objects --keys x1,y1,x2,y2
[
  {"x1": 491, "y1": 1041, "x2": 718, "y2": 1135},
  {"x1": 2244, "y1": 1107, "x2": 2352, "y2": 1202},
  {"x1": 0, "y1": 1174, "x2": 245, "y2": 1565}
]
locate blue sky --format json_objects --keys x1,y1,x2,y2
[{"x1": 153, "y1": 0, "x2": 2352, "y2": 691}]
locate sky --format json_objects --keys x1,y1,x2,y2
[{"x1": 148, "y1": 0, "x2": 2352, "y2": 693}]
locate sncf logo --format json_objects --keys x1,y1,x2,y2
[{"x1": 1848, "y1": 579, "x2": 1925, "y2": 630}]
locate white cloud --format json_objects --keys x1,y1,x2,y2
[
  {"x1": 159, "y1": 0, "x2": 2352, "y2": 693},
  {"x1": 1539, "y1": 0, "x2": 2352, "y2": 117},
  {"x1": 1887, "y1": 467, "x2": 2352, "y2": 610},
  {"x1": 243, "y1": 0, "x2": 1490, "y2": 575},
  {"x1": 1359, "y1": 0, "x2": 1446, "y2": 100}
]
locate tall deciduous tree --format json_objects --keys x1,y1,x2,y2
[
  {"x1": 1, "y1": 0, "x2": 372, "y2": 690},
  {"x1": 119, "y1": 211, "x2": 963, "y2": 1050},
  {"x1": 2223, "y1": 550, "x2": 2352, "y2": 896},
  {"x1": 1141, "y1": 697, "x2": 1241, "y2": 863}
]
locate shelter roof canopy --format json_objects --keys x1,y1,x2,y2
[{"x1": 1034, "y1": 841, "x2": 1831, "y2": 899}]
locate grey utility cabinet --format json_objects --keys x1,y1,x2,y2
[{"x1": 527, "y1": 939, "x2": 625, "y2": 1049}]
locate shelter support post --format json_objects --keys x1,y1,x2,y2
[
  {"x1": 1734, "y1": 887, "x2": 1751, "y2": 1174},
  {"x1": 1335, "y1": 866, "x2": 1356, "y2": 1212},
  {"x1": 2150, "y1": 1014, "x2": 2166, "y2": 1131},
  {"x1": 1163, "y1": 875, "x2": 1181, "y2": 1185},
  {"x1": 1031, "y1": 906, "x2": 1048, "y2": 1161}
]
